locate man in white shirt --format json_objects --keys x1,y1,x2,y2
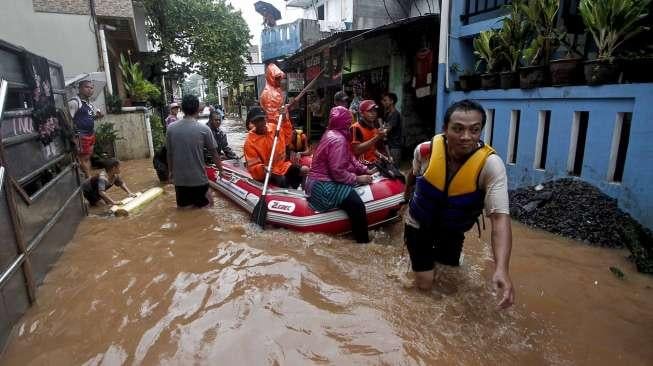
[{"x1": 403, "y1": 99, "x2": 515, "y2": 309}]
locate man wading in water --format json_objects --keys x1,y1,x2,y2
[{"x1": 404, "y1": 99, "x2": 515, "y2": 309}]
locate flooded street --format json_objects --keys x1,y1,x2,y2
[{"x1": 1, "y1": 118, "x2": 652, "y2": 365}]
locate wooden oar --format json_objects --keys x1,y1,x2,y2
[{"x1": 251, "y1": 70, "x2": 324, "y2": 228}]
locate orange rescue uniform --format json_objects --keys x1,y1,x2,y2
[
  {"x1": 350, "y1": 122, "x2": 380, "y2": 164},
  {"x1": 244, "y1": 117, "x2": 293, "y2": 181}
]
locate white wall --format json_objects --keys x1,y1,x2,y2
[{"x1": 0, "y1": 0, "x2": 104, "y2": 108}]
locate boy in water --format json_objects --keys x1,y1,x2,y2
[{"x1": 82, "y1": 159, "x2": 135, "y2": 206}]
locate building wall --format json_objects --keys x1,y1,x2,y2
[
  {"x1": 103, "y1": 109, "x2": 152, "y2": 160},
  {"x1": 409, "y1": 0, "x2": 440, "y2": 17},
  {"x1": 353, "y1": 0, "x2": 406, "y2": 29},
  {"x1": 1, "y1": 0, "x2": 104, "y2": 109},
  {"x1": 32, "y1": 0, "x2": 133, "y2": 17},
  {"x1": 441, "y1": 3, "x2": 653, "y2": 229}
]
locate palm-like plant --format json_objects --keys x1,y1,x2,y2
[
  {"x1": 118, "y1": 53, "x2": 144, "y2": 98},
  {"x1": 498, "y1": 0, "x2": 532, "y2": 72},
  {"x1": 579, "y1": 0, "x2": 651, "y2": 63},
  {"x1": 473, "y1": 30, "x2": 501, "y2": 73},
  {"x1": 521, "y1": 0, "x2": 561, "y2": 66}
]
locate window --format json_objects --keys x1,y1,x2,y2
[
  {"x1": 507, "y1": 110, "x2": 520, "y2": 164},
  {"x1": 534, "y1": 110, "x2": 551, "y2": 170},
  {"x1": 568, "y1": 111, "x2": 589, "y2": 176},
  {"x1": 461, "y1": 0, "x2": 511, "y2": 24},
  {"x1": 484, "y1": 108, "x2": 495, "y2": 146},
  {"x1": 317, "y1": 5, "x2": 325, "y2": 20},
  {"x1": 608, "y1": 112, "x2": 632, "y2": 182}
]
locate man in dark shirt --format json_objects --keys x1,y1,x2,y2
[
  {"x1": 206, "y1": 111, "x2": 237, "y2": 160},
  {"x1": 382, "y1": 92, "x2": 402, "y2": 166}
]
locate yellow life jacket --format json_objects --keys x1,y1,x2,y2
[{"x1": 409, "y1": 134, "x2": 495, "y2": 232}]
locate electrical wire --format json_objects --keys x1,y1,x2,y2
[
  {"x1": 413, "y1": 0, "x2": 423, "y2": 16},
  {"x1": 426, "y1": 0, "x2": 432, "y2": 14},
  {"x1": 383, "y1": 0, "x2": 397, "y2": 22}
]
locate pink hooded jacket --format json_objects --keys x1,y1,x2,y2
[{"x1": 307, "y1": 106, "x2": 368, "y2": 191}]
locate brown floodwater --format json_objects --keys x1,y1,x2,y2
[{"x1": 1, "y1": 118, "x2": 652, "y2": 365}]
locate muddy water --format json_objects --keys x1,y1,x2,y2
[{"x1": 2, "y1": 118, "x2": 652, "y2": 365}]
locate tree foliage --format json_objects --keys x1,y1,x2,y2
[{"x1": 141, "y1": 0, "x2": 251, "y2": 86}]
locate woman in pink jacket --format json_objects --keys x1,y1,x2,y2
[{"x1": 306, "y1": 106, "x2": 375, "y2": 243}]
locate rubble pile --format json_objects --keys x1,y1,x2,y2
[{"x1": 509, "y1": 178, "x2": 653, "y2": 273}]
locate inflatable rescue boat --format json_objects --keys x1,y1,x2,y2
[{"x1": 206, "y1": 160, "x2": 405, "y2": 233}]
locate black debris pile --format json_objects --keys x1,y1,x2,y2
[{"x1": 509, "y1": 178, "x2": 653, "y2": 274}]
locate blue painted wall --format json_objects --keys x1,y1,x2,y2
[
  {"x1": 439, "y1": 4, "x2": 653, "y2": 229},
  {"x1": 261, "y1": 21, "x2": 301, "y2": 62}
]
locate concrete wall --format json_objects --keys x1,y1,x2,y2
[
  {"x1": 32, "y1": 0, "x2": 134, "y2": 17},
  {"x1": 102, "y1": 108, "x2": 152, "y2": 160},
  {"x1": 0, "y1": 0, "x2": 104, "y2": 107},
  {"x1": 353, "y1": 0, "x2": 406, "y2": 29},
  {"x1": 441, "y1": 3, "x2": 653, "y2": 230}
]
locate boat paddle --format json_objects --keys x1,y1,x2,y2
[{"x1": 250, "y1": 70, "x2": 324, "y2": 228}]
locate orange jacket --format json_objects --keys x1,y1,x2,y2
[
  {"x1": 260, "y1": 63, "x2": 285, "y2": 126},
  {"x1": 244, "y1": 119, "x2": 293, "y2": 181},
  {"x1": 350, "y1": 122, "x2": 380, "y2": 163}
]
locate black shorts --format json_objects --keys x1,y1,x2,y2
[
  {"x1": 404, "y1": 224, "x2": 465, "y2": 272},
  {"x1": 174, "y1": 184, "x2": 209, "y2": 208},
  {"x1": 270, "y1": 164, "x2": 303, "y2": 189}
]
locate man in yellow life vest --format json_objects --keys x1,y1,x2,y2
[
  {"x1": 404, "y1": 99, "x2": 515, "y2": 309},
  {"x1": 288, "y1": 126, "x2": 310, "y2": 157}
]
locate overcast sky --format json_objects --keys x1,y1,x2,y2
[{"x1": 229, "y1": 0, "x2": 304, "y2": 46}]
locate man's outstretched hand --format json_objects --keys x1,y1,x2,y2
[{"x1": 493, "y1": 269, "x2": 515, "y2": 310}]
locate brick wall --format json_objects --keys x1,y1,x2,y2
[
  {"x1": 95, "y1": 0, "x2": 134, "y2": 18},
  {"x1": 32, "y1": 0, "x2": 134, "y2": 18},
  {"x1": 32, "y1": 0, "x2": 90, "y2": 15}
]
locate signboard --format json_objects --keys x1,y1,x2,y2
[{"x1": 287, "y1": 73, "x2": 304, "y2": 92}]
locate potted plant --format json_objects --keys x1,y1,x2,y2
[
  {"x1": 474, "y1": 29, "x2": 501, "y2": 89},
  {"x1": 498, "y1": 0, "x2": 531, "y2": 89},
  {"x1": 621, "y1": 46, "x2": 653, "y2": 83},
  {"x1": 580, "y1": 0, "x2": 651, "y2": 85},
  {"x1": 458, "y1": 68, "x2": 481, "y2": 92},
  {"x1": 131, "y1": 79, "x2": 161, "y2": 106},
  {"x1": 519, "y1": 0, "x2": 561, "y2": 88},
  {"x1": 549, "y1": 32, "x2": 585, "y2": 86}
]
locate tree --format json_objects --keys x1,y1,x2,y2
[{"x1": 141, "y1": 0, "x2": 251, "y2": 87}]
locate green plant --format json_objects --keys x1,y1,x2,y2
[
  {"x1": 131, "y1": 80, "x2": 161, "y2": 103},
  {"x1": 498, "y1": 0, "x2": 532, "y2": 71},
  {"x1": 449, "y1": 63, "x2": 464, "y2": 74},
  {"x1": 521, "y1": 0, "x2": 561, "y2": 66},
  {"x1": 106, "y1": 93, "x2": 123, "y2": 114},
  {"x1": 149, "y1": 113, "x2": 165, "y2": 152},
  {"x1": 473, "y1": 30, "x2": 501, "y2": 73},
  {"x1": 579, "y1": 0, "x2": 651, "y2": 63},
  {"x1": 93, "y1": 122, "x2": 122, "y2": 160},
  {"x1": 119, "y1": 54, "x2": 145, "y2": 98}
]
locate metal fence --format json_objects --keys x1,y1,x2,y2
[{"x1": 0, "y1": 39, "x2": 86, "y2": 348}]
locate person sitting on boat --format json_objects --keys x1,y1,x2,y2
[
  {"x1": 244, "y1": 106, "x2": 306, "y2": 189},
  {"x1": 404, "y1": 99, "x2": 514, "y2": 309},
  {"x1": 82, "y1": 158, "x2": 135, "y2": 206},
  {"x1": 206, "y1": 111, "x2": 237, "y2": 160},
  {"x1": 306, "y1": 106, "x2": 375, "y2": 244},
  {"x1": 351, "y1": 100, "x2": 389, "y2": 165},
  {"x1": 287, "y1": 125, "x2": 310, "y2": 161}
]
